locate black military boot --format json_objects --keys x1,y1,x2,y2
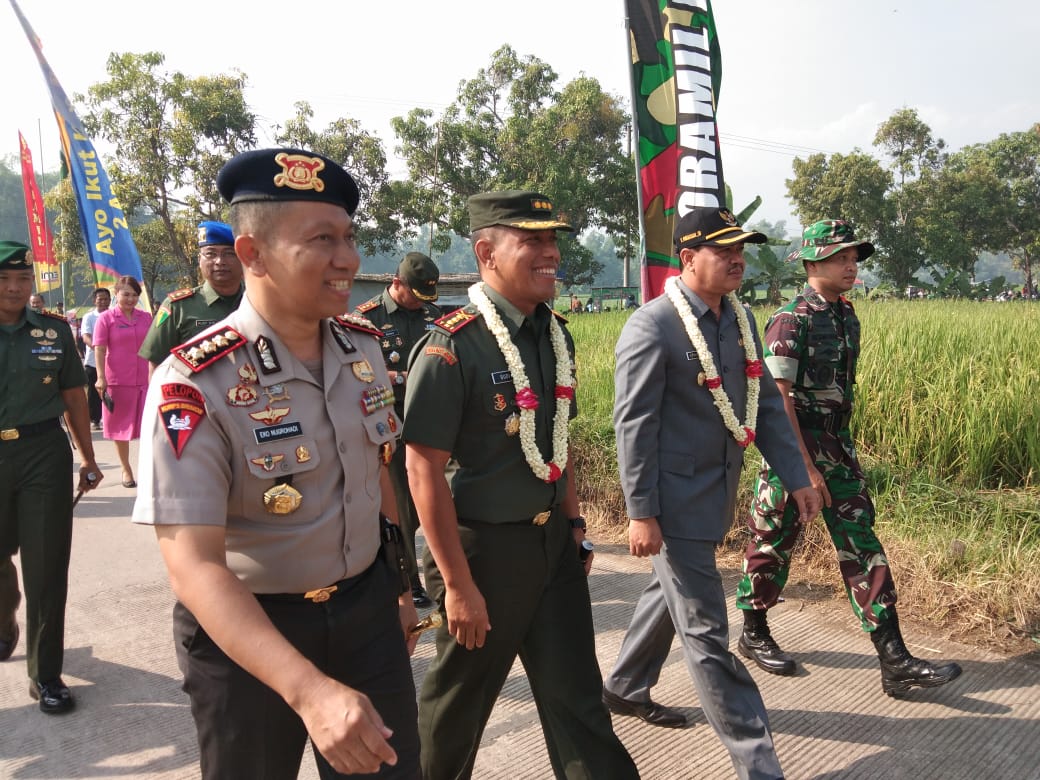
[
  {"x1": 870, "y1": 610, "x2": 963, "y2": 697},
  {"x1": 738, "y1": 609, "x2": 796, "y2": 676}
]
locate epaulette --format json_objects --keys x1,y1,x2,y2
[
  {"x1": 354, "y1": 299, "x2": 380, "y2": 315},
  {"x1": 334, "y1": 313, "x2": 382, "y2": 337},
  {"x1": 551, "y1": 309, "x2": 569, "y2": 324},
  {"x1": 39, "y1": 310, "x2": 67, "y2": 322},
  {"x1": 168, "y1": 288, "x2": 195, "y2": 302},
  {"x1": 435, "y1": 306, "x2": 481, "y2": 334},
  {"x1": 172, "y1": 327, "x2": 247, "y2": 373}
]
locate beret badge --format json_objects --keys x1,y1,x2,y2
[{"x1": 274, "y1": 153, "x2": 326, "y2": 192}]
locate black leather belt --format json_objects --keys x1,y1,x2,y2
[
  {"x1": 254, "y1": 562, "x2": 374, "y2": 604},
  {"x1": 0, "y1": 417, "x2": 60, "y2": 442},
  {"x1": 799, "y1": 410, "x2": 852, "y2": 433}
]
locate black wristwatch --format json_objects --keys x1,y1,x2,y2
[{"x1": 568, "y1": 516, "x2": 587, "y2": 532}]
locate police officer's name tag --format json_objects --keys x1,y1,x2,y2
[
  {"x1": 490, "y1": 370, "x2": 512, "y2": 385},
  {"x1": 254, "y1": 421, "x2": 303, "y2": 444}
]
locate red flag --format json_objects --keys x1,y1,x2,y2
[{"x1": 18, "y1": 131, "x2": 60, "y2": 293}]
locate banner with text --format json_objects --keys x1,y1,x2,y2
[
  {"x1": 18, "y1": 131, "x2": 60, "y2": 294},
  {"x1": 10, "y1": 0, "x2": 146, "y2": 302},
  {"x1": 625, "y1": 0, "x2": 725, "y2": 301}
]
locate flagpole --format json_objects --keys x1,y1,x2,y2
[
  {"x1": 622, "y1": 1, "x2": 647, "y2": 302},
  {"x1": 36, "y1": 116, "x2": 63, "y2": 310}
]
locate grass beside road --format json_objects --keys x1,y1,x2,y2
[{"x1": 566, "y1": 302, "x2": 1040, "y2": 651}]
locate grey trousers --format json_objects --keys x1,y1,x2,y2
[{"x1": 604, "y1": 537, "x2": 783, "y2": 780}]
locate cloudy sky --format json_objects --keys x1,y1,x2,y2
[{"x1": 2, "y1": 0, "x2": 1036, "y2": 238}]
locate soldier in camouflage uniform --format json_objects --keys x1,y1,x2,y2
[{"x1": 735, "y1": 219, "x2": 963, "y2": 697}]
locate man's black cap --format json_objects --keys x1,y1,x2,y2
[
  {"x1": 673, "y1": 207, "x2": 767, "y2": 251},
  {"x1": 217, "y1": 148, "x2": 360, "y2": 215},
  {"x1": 468, "y1": 190, "x2": 573, "y2": 233},
  {"x1": 398, "y1": 252, "x2": 439, "y2": 302}
]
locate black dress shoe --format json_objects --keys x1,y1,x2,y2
[
  {"x1": 412, "y1": 587, "x2": 434, "y2": 609},
  {"x1": 29, "y1": 678, "x2": 75, "y2": 714},
  {"x1": 0, "y1": 621, "x2": 18, "y2": 662},
  {"x1": 602, "y1": 687, "x2": 688, "y2": 728}
]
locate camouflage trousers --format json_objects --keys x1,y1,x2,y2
[{"x1": 735, "y1": 428, "x2": 897, "y2": 632}]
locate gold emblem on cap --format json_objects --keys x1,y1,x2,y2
[
  {"x1": 263, "y1": 483, "x2": 303, "y2": 514},
  {"x1": 273, "y1": 152, "x2": 326, "y2": 192},
  {"x1": 351, "y1": 359, "x2": 375, "y2": 383},
  {"x1": 719, "y1": 209, "x2": 737, "y2": 226}
]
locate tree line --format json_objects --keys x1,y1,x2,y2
[{"x1": 2, "y1": 48, "x2": 1037, "y2": 303}]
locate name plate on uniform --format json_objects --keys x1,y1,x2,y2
[
  {"x1": 491, "y1": 370, "x2": 512, "y2": 385},
  {"x1": 254, "y1": 421, "x2": 303, "y2": 444}
]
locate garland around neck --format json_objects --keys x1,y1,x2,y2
[
  {"x1": 664, "y1": 276, "x2": 762, "y2": 448},
  {"x1": 467, "y1": 284, "x2": 574, "y2": 482}
]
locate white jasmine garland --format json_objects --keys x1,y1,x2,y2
[
  {"x1": 664, "y1": 276, "x2": 761, "y2": 447},
  {"x1": 468, "y1": 283, "x2": 573, "y2": 482}
]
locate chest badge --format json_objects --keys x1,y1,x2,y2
[
  {"x1": 226, "y1": 384, "x2": 259, "y2": 407},
  {"x1": 493, "y1": 393, "x2": 507, "y2": 412},
  {"x1": 351, "y1": 358, "x2": 375, "y2": 383},
  {"x1": 263, "y1": 483, "x2": 303, "y2": 515},
  {"x1": 251, "y1": 453, "x2": 285, "y2": 472},
  {"x1": 249, "y1": 406, "x2": 291, "y2": 425},
  {"x1": 295, "y1": 445, "x2": 311, "y2": 463},
  {"x1": 504, "y1": 413, "x2": 521, "y2": 437}
]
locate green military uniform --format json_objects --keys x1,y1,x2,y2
[
  {"x1": 403, "y1": 189, "x2": 638, "y2": 780},
  {"x1": 735, "y1": 282, "x2": 897, "y2": 630},
  {"x1": 0, "y1": 285, "x2": 85, "y2": 686},
  {"x1": 354, "y1": 276, "x2": 440, "y2": 596},
  {"x1": 734, "y1": 220, "x2": 961, "y2": 696},
  {"x1": 138, "y1": 280, "x2": 244, "y2": 364}
]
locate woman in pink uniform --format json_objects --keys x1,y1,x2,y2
[{"x1": 93, "y1": 276, "x2": 152, "y2": 488}]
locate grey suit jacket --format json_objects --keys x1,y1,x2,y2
[{"x1": 614, "y1": 280, "x2": 809, "y2": 542}]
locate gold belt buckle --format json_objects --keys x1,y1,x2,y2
[
  {"x1": 303, "y1": 585, "x2": 337, "y2": 603},
  {"x1": 0, "y1": 429, "x2": 19, "y2": 441},
  {"x1": 532, "y1": 510, "x2": 551, "y2": 526}
]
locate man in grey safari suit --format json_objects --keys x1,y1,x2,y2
[{"x1": 602, "y1": 207, "x2": 821, "y2": 780}]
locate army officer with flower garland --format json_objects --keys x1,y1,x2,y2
[
  {"x1": 133, "y1": 148, "x2": 419, "y2": 779},
  {"x1": 601, "y1": 208, "x2": 821, "y2": 780},
  {"x1": 402, "y1": 191, "x2": 638, "y2": 779}
]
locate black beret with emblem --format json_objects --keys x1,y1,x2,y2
[
  {"x1": 397, "y1": 251, "x2": 440, "y2": 302},
  {"x1": 468, "y1": 190, "x2": 573, "y2": 233},
  {"x1": 216, "y1": 148, "x2": 360, "y2": 215},
  {"x1": 0, "y1": 240, "x2": 32, "y2": 270},
  {"x1": 673, "y1": 207, "x2": 766, "y2": 251}
]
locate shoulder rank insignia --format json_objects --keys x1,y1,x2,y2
[
  {"x1": 334, "y1": 313, "x2": 382, "y2": 337},
  {"x1": 354, "y1": 299, "x2": 380, "y2": 315},
  {"x1": 168, "y1": 288, "x2": 196, "y2": 302},
  {"x1": 173, "y1": 327, "x2": 246, "y2": 372},
  {"x1": 435, "y1": 306, "x2": 481, "y2": 334},
  {"x1": 38, "y1": 310, "x2": 67, "y2": 323}
]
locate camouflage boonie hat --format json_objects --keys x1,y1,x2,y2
[{"x1": 795, "y1": 219, "x2": 874, "y2": 262}]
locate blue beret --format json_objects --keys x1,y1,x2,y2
[
  {"x1": 216, "y1": 148, "x2": 360, "y2": 215},
  {"x1": 197, "y1": 221, "x2": 234, "y2": 247}
]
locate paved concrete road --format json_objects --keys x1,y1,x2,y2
[{"x1": 1, "y1": 434, "x2": 1037, "y2": 779}]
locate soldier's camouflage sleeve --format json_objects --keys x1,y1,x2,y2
[{"x1": 762, "y1": 309, "x2": 805, "y2": 384}]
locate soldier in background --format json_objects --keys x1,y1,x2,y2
[
  {"x1": 354, "y1": 252, "x2": 442, "y2": 608},
  {"x1": 735, "y1": 219, "x2": 963, "y2": 697},
  {"x1": 0, "y1": 240, "x2": 103, "y2": 713},
  {"x1": 138, "y1": 221, "x2": 244, "y2": 370}
]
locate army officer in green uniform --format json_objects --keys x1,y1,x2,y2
[
  {"x1": 403, "y1": 191, "x2": 638, "y2": 779},
  {"x1": 354, "y1": 251, "x2": 441, "y2": 608},
  {"x1": 138, "y1": 221, "x2": 244, "y2": 369},
  {"x1": 0, "y1": 240, "x2": 102, "y2": 713}
]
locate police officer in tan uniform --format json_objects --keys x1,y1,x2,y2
[
  {"x1": 0, "y1": 240, "x2": 102, "y2": 713},
  {"x1": 354, "y1": 252, "x2": 441, "y2": 608},
  {"x1": 132, "y1": 149, "x2": 420, "y2": 779}
]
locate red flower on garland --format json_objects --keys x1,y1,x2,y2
[
  {"x1": 515, "y1": 387, "x2": 540, "y2": 410},
  {"x1": 555, "y1": 385, "x2": 575, "y2": 400},
  {"x1": 706, "y1": 376, "x2": 723, "y2": 390},
  {"x1": 739, "y1": 427, "x2": 756, "y2": 448},
  {"x1": 745, "y1": 360, "x2": 764, "y2": 378},
  {"x1": 545, "y1": 462, "x2": 563, "y2": 482}
]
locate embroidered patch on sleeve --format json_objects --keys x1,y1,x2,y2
[
  {"x1": 159, "y1": 383, "x2": 207, "y2": 459},
  {"x1": 424, "y1": 345, "x2": 458, "y2": 365}
]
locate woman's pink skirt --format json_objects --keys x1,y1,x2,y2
[{"x1": 101, "y1": 384, "x2": 147, "y2": 441}]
